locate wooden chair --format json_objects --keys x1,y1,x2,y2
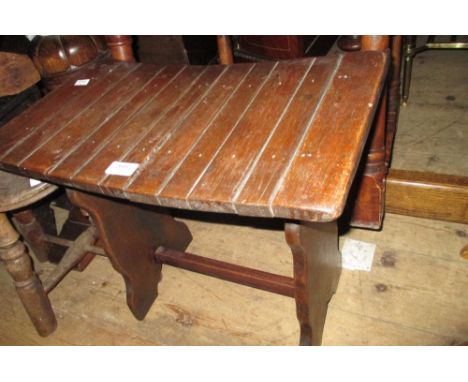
[{"x1": 0, "y1": 36, "x2": 388, "y2": 344}]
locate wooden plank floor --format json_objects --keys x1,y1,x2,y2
[
  {"x1": 0, "y1": 42, "x2": 467, "y2": 345},
  {"x1": 392, "y1": 43, "x2": 468, "y2": 176},
  {"x1": 0, "y1": 211, "x2": 467, "y2": 345}
]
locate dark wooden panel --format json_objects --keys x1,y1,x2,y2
[{"x1": 386, "y1": 169, "x2": 468, "y2": 224}]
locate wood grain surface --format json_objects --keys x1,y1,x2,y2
[{"x1": 0, "y1": 52, "x2": 387, "y2": 223}]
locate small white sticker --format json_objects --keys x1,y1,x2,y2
[
  {"x1": 75, "y1": 79, "x2": 90, "y2": 86},
  {"x1": 341, "y1": 238, "x2": 376, "y2": 271},
  {"x1": 29, "y1": 178, "x2": 42, "y2": 187},
  {"x1": 105, "y1": 161, "x2": 139, "y2": 177}
]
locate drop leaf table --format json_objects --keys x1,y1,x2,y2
[{"x1": 0, "y1": 51, "x2": 387, "y2": 345}]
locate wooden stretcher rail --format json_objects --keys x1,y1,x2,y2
[{"x1": 154, "y1": 247, "x2": 296, "y2": 298}]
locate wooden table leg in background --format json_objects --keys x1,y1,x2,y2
[
  {"x1": 285, "y1": 221, "x2": 341, "y2": 346},
  {"x1": 0, "y1": 212, "x2": 56, "y2": 336},
  {"x1": 67, "y1": 190, "x2": 192, "y2": 320},
  {"x1": 350, "y1": 35, "x2": 390, "y2": 228}
]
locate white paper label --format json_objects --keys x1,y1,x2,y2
[
  {"x1": 105, "y1": 161, "x2": 139, "y2": 177},
  {"x1": 341, "y1": 238, "x2": 376, "y2": 271},
  {"x1": 29, "y1": 178, "x2": 42, "y2": 187},
  {"x1": 74, "y1": 79, "x2": 90, "y2": 86}
]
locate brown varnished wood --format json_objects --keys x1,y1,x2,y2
[
  {"x1": 337, "y1": 36, "x2": 361, "y2": 52},
  {"x1": 0, "y1": 61, "x2": 114, "y2": 157},
  {"x1": 217, "y1": 36, "x2": 234, "y2": 64},
  {"x1": 0, "y1": 52, "x2": 40, "y2": 96},
  {"x1": 21, "y1": 64, "x2": 163, "y2": 176},
  {"x1": 386, "y1": 169, "x2": 468, "y2": 224},
  {"x1": 30, "y1": 36, "x2": 107, "y2": 77},
  {"x1": 157, "y1": 62, "x2": 276, "y2": 208},
  {"x1": 285, "y1": 221, "x2": 341, "y2": 345},
  {"x1": 155, "y1": 247, "x2": 295, "y2": 298},
  {"x1": 234, "y1": 57, "x2": 337, "y2": 216},
  {"x1": 349, "y1": 36, "x2": 390, "y2": 228},
  {"x1": 0, "y1": 63, "x2": 128, "y2": 171},
  {"x1": 105, "y1": 35, "x2": 136, "y2": 63},
  {"x1": 0, "y1": 52, "x2": 388, "y2": 223},
  {"x1": 272, "y1": 52, "x2": 388, "y2": 221},
  {"x1": 236, "y1": 36, "x2": 305, "y2": 59},
  {"x1": 12, "y1": 209, "x2": 50, "y2": 262},
  {"x1": 30, "y1": 35, "x2": 109, "y2": 92},
  {"x1": 101, "y1": 64, "x2": 227, "y2": 196},
  {"x1": 49, "y1": 65, "x2": 174, "y2": 181},
  {"x1": 0, "y1": 52, "x2": 389, "y2": 344},
  {"x1": 120, "y1": 64, "x2": 251, "y2": 198},
  {"x1": 187, "y1": 59, "x2": 315, "y2": 214},
  {"x1": 0, "y1": 212, "x2": 57, "y2": 336},
  {"x1": 71, "y1": 65, "x2": 203, "y2": 191},
  {"x1": 67, "y1": 190, "x2": 192, "y2": 320},
  {"x1": 18, "y1": 64, "x2": 144, "y2": 174}
]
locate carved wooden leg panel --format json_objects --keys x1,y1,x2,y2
[
  {"x1": 67, "y1": 190, "x2": 192, "y2": 320},
  {"x1": 285, "y1": 221, "x2": 341, "y2": 346},
  {"x1": 0, "y1": 213, "x2": 57, "y2": 336}
]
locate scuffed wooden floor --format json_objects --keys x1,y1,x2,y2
[
  {"x1": 0, "y1": 211, "x2": 467, "y2": 345},
  {"x1": 1, "y1": 40, "x2": 467, "y2": 345}
]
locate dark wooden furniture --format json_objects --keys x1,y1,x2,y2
[
  {"x1": 233, "y1": 36, "x2": 338, "y2": 61},
  {"x1": 0, "y1": 47, "x2": 388, "y2": 344},
  {"x1": 222, "y1": 35, "x2": 399, "y2": 229}
]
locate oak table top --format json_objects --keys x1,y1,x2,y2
[{"x1": 0, "y1": 51, "x2": 387, "y2": 222}]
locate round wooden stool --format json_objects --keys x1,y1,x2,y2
[{"x1": 0, "y1": 170, "x2": 57, "y2": 336}]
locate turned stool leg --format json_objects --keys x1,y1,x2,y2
[
  {"x1": 285, "y1": 221, "x2": 341, "y2": 346},
  {"x1": 0, "y1": 212, "x2": 56, "y2": 336}
]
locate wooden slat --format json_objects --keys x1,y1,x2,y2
[
  {"x1": 272, "y1": 51, "x2": 387, "y2": 221},
  {"x1": 0, "y1": 61, "x2": 115, "y2": 157},
  {"x1": 186, "y1": 59, "x2": 314, "y2": 213},
  {"x1": 101, "y1": 64, "x2": 228, "y2": 195},
  {"x1": 234, "y1": 56, "x2": 339, "y2": 217},
  {"x1": 70, "y1": 65, "x2": 205, "y2": 191},
  {"x1": 19, "y1": 64, "x2": 155, "y2": 175},
  {"x1": 124, "y1": 64, "x2": 253, "y2": 200},
  {"x1": 48, "y1": 65, "x2": 178, "y2": 182},
  {"x1": 386, "y1": 169, "x2": 468, "y2": 224},
  {"x1": 1, "y1": 63, "x2": 132, "y2": 171},
  {"x1": 156, "y1": 62, "x2": 277, "y2": 208}
]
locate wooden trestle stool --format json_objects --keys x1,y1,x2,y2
[{"x1": 0, "y1": 35, "x2": 389, "y2": 345}]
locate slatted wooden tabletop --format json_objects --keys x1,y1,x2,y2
[{"x1": 0, "y1": 51, "x2": 387, "y2": 222}]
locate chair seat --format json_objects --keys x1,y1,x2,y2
[
  {"x1": 0, "y1": 51, "x2": 387, "y2": 222},
  {"x1": 0, "y1": 170, "x2": 56, "y2": 212}
]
